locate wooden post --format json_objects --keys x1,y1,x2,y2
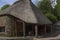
[
  {"x1": 35, "y1": 24, "x2": 38, "y2": 37},
  {"x1": 51, "y1": 25, "x2": 52, "y2": 33},
  {"x1": 23, "y1": 22, "x2": 25, "y2": 37},
  {"x1": 45, "y1": 24, "x2": 46, "y2": 33},
  {"x1": 15, "y1": 20, "x2": 17, "y2": 36}
]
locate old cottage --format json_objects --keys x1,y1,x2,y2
[{"x1": 0, "y1": 0, "x2": 52, "y2": 37}]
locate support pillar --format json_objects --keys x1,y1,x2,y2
[
  {"x1": 45, "y1": 24, "x2": 46, "y2": 33},
  {"x1": 15, "y1": 21, "x2": 17, "y2": 36},
  {"x1": 35, "y1": 24, "x2": 38, "y2": 37},
  {"x1": 23, "y1": 22, "x2": 26, "y2": 37},
  {"x1": 51, "y1": 25, "x2": 52, "y2": 33}
]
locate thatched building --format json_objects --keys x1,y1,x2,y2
[{"x1": 0, "y1": 0, "x2": 52, "y2": 37}]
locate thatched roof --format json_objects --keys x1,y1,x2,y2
[{"x1": 0, "y1": 0, "x2": 52, "y2": 24}]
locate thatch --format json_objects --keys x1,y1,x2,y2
[{"x1": 0, "y1": 0, "x2": 52, "y2": 24}]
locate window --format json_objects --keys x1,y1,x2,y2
[{"x1": 0, "y1": 27, "x2": 5, "y2": 32}]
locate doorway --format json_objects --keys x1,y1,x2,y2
[
  {"x1": 38, "y1": 25, "x2": 51, "y2": 36},
  {"x1": 16, "y1": 21, "x2": 23, "y2": 36},
  {"x1": 25, "y1": 23, "x2": 35, "y2": 36},
  {"x1": 38, "y1": 25, "x2": 45, "y2": 36}
]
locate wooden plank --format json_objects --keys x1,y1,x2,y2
[
  {"x1": 15, "y1": 20, "x2": 17, "y2": 36},
  {"x1": 35, "y1": 24, "x2": 38, "y2": 37},
  {"x1": 51, "y1": 25, "x2": 52, "y2": 33},
  {"x1": 23, "y1": 22, "x2": 25, "y2": 37},
  {"x1": 45, "y1": 24, "x2": 46, "y2": 33}
]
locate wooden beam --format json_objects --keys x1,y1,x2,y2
[
  {"x1": 35, "y1": 24, "x2": 38, "y2": 37},
  {"x1": 23, "y1": 22, "x2": 26, "y2": 37},
  {"x1": 45, "y1": 24, "x2": 46, "y2": 33},
  {"x1": 15, "y1": 21, "x2": 18, "y2": 36},
  {"x1": 15, "y1": 20, "x2": 17, "y2": 36},
  {"x1": 51, "y1": 25, "x2": 52, "y2": 33}
]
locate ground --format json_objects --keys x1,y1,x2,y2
[
  {"x1": 0, "y1": 31, "x2": 60, "y2": 40},
  {"x1": 33, "y1": 31, "x2": 60, "y2": 40},
  {"x1": 0, "y1": 36, "x2": 60, "y2": 40}
]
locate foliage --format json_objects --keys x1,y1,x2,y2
[
  {"x1": 54, "y1": 0, "x2": 60, "y2": 20},
  {"x1": 45, "y1": 13, "x2": 57, "y2": 23},
  {"x1": 1, "y1": 4, "x2": 10, "y2": 10},
  {"x1": 38, "y1": 0, "x2": 52, "y2": 14},
  {"x1": 38, "y1": 0, "x2": 58, "y2": 23}
]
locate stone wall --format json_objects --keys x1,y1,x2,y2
[
  {"x1": 0, "y1": 15, "x2": 10, "y2": 36},
  {"x1": 0, "y1": 15, "x2": 18, "y2": 37}
]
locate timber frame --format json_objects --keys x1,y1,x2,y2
[
  {"x1": 0, "y1": 15, "x2": 52, "y2": 37},
  {"x1": 0, "y1": 0, "x2": 52, "y2": 37}
]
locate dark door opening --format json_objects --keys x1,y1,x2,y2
[
  {"x1": 38, "y1": 25, "x2": 45, "y2": 35},
  {"x1": 16, "y1": 21, "x2": 23, "y2": 36},
  {"x1": 38, "y1": 25, "x2": 51, "y2": 36},
  {"x1": 46, "y1": 25, "x2": 51, "y2": 33},
  {"x1": 25, "y1": 23, "x2": 35, "y2": 36}
]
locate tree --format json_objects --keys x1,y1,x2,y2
[
  {"x1": 38, "y1": 0, "x2": 57, "y2": 23},
  {"x1": 38, "y1": 0, "x2": 52, "y2": 14},
  {"x1": 1, "y1": 4, "x2": 10, "y2": 10},
  {"x1": 54, "y1": 0, "x2": 60, "y2": 20},
  {"x1": 45, "y1": 13, "x2": 57, "y2": 23}
]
